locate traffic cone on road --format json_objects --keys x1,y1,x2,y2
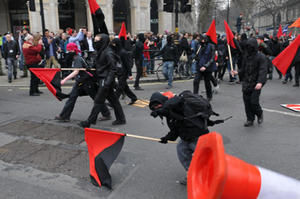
[{"x1": 188, "y1": 132, "x2": 300, "y2": 199}]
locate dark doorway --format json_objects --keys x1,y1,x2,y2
[
  {"x1": 150, "y1": 0, "x2": 158, "y2": 34},
  {"x1": 113, "y1": 0, "x2": 131, "y2": 34},
  {"x1": 8, "y1": 0, "x2": 29, "y2": 34},
  {"x1": 58, "y1": 0, "x2": 75, "y2": 30}
]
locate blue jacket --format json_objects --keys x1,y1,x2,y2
[{"x1": 196, "y1": 43, "x2": 216, "y2": 72}]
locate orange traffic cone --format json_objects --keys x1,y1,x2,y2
[{"x1": 188, "y1": 132, "x2": 300, "y2": 199}]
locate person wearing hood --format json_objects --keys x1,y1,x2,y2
[
  {"x1": 193, "y1": 35, "x2": 216, "y2": 101},
  {"x1": 154, "y1": 35, "x2": 179, "y2": 89},
  {"x1": 149, "y1": 91, "x2": 223, "y2": 185},
  {"x1": 79, "y1": 34, "x2": 126, "y2": 128},
  {"x1": 232, "y1": 38, "x2": 268, "y2": 127},
  {"x1": 111, "y1": 38, "x2": 138, "y2": 105},
  {"x1": 133, "y1": 33, "x2": 145, "y2": 90}
]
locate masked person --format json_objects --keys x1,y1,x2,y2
[
  {"x1": 232, "y1": 38, "x2": 268, "y2": 127},
  {"x1": 79, "y1": 34, "x2": 126, "y2": 128},
  {"x1": 149, "y1": 90, "x2": 223, "y2": 185},
  {"x1": 193, "y1": 35, "x2": 216, "y2": 101},
  {"x1": 54, "y1": 43, "x2": 110, "y2": 122},
  {"x1": 111, "y1": 38, "x2": 137, "y2": 105}
]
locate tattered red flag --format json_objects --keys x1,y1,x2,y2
[
  {"x1": 88, "y1": 0, "x2": 109, "y2": 35},
  {"x1": 277, "y1": 24, "x2": 283, "y2": 38},
  {"x1": 119, "y1": 22, "x2": 127, "y2": 40},
  {"x1": 272, "y1": 35, "x2": 300, "y2": 75},
  {"x1": 288, "y1": 31, "x2": 292, "y2": 38},
  {"x1": 224, "y1": 20, "x2": 236, "y2": 49},
  {"x1": 29, "y1": 68, "x2": 69, "y2": 101},
  {"x1": 206, "y1": 19, "x2": 217, "y2": 44},
  {"x1": 85, "y1": 128, "x2": 125, "y2": 189}
]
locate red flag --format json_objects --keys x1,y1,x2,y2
[
  {"x1": 289, "y1": 31, "x2": 292, "y2": 38},
  {"x1": 85, "y1": 128, "x2": 125, "y2": 189},
  {"x1": 206, "y1": 19, "x2": 217, "y2": 44},
  {"x1": 119, "y1": 22, "x2": 127, "y2": 40},
  {"x1": 88, "y1": 0, "x2": 109, "y2": 35},
  {"x1": 224, "y1": 20, "x2": 236, "y2": 49},
  {"x1": 272, "y1": 35, "x2": 300, "y2": 75},
  {"x1": 29, "y1": 68, "x2": 69, "y2": 101},
  {"x1": 277, "y1": 24, "x2": 283, "y2": 38}
]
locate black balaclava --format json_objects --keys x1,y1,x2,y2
[
  {"x1": 110, "y1": 38, "x2": 122, "y2": 53},
  {"x1": 246, "y1": 38, "x2": 258, "y2": 56},
  {"x1": 93, "y1": 34, "x2": 110, "y2": 55},
  {"x1": 167, "y1": 35, "x2": 173, "y2": 45},
  {"x1": 137, "y1": 33, "x2": 145, "y2": 43}
]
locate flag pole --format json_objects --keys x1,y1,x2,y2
[
  {"x1": 126, "y1": 133, "x2": 177, "y2": 144},
  {"x1": 227, "y1": 44, "x2": 234, "y2": 77}
]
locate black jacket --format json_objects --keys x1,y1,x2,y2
[
  {"x1": 134, "y1": 33, "x2": 145, "y2": 62},
  {"x1": 149, "y1": 92, "x2": 211, "y2": 142},
  {"x1": 3, "y1": 40, "x2": 19, "y2": 59},
  {"x1": 180, "y1": 37, "x2": 192, "y2": 55},
  {"x1": 239, "y1": 38, "x2": 268, "y2": 92},
  {"x1": 156, "y1": 42, "x2": 178, "y2": 62}
]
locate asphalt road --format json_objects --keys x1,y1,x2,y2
[{"x1": 0, "y1": 76, "x2": 300, "y2": 199}]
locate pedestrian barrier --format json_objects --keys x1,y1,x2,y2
[{"x1": 187, "y1": 132, "x2": 300, "y2": 199}]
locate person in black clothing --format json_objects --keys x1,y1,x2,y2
[
  {"x1": 257, "y1": 35, "x2": 273, "y2": 80},
  {"x1": 270, "y1": 36, "x2": 282, "y2": 79},
  {"x1": 133, "y1": 33, "x2": 145, "y2": 90},
  {"x1": 193, "y1": 35, "x2": 216, "y2": 101},
  {"x1": 149, "y1": 91, "x2": 223, "y2": 184},
  {"x1": 292, "y1": 47, "x2": 300, "y2": 87},
  {"x1": 3, "y1": 34, "x2": 19, "y2": 83},
  {"x1": 79, "y1": 34, "x2": 126, "y2": 128},
  {"x1": 112, "y1": 38, "x2": 138, "y2": 104},
  {"x1": 154, "y1": 35, "x2": 179, "y2": 89},
  {"x1": 215, "y1": 35, "x2": 228, "y2": 81},
  {"x1": 54, "y1": 43, "x2": 110, "y2": 122},
  {"x1": 236, "y1": 13, "x2": 243, "y2": 34},
  {"x1": 180, "y1": 33, "x2": 192, "y2": 76},
  {"x1": 232, "y1": 38, "x2": 268, "y2": 127}
]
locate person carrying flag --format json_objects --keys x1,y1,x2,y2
[
  {"x1": 232, "y1": 38, "x2": 268, "y2": 127},
  {"x1": 54, "y1": 42, "x2": 111, "y2": 122}
]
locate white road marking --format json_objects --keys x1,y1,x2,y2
[{"x1": 263, "y1": 108, "x2": 300, "y2": 118}]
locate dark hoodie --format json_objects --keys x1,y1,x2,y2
[
  {"x1": 155, "y1": 35, "x2": 178, "y2": 62},
  {"x1": 149, "y1": 92, "x2": 209, "y2": 142},
  {"x1": 134, "y1": 33, "x2": 145, "y2": 62},
  {"x1": 239, "y1": 38, "x2": 268, "y2": 92}
]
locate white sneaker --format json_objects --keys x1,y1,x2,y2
[{"x1": 213, "y1": 85, "x2": 220, "y2": 94}]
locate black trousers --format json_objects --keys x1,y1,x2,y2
[
  {"x1": 243, "y1": 89, "x2": 263, "y2": 122},
  {"x1": 116, "y1": 75, "x2": 137, "y2": 101},
  {"x1": 28, "y1": 65, "x2": 40, "y2": 95},
  {"x1": 88, "y1": 79, "x2": 125, "y2": 124},
  {"x1": 295, "y1": 62, "x2": 300, "y2": 84},
  {"x1": 59, "y1": 82, "x2": 110, "y2": 120},
  {"x1": 193, "y1": 71, "x2": 213, "y2": 99},
  {"x1": 134, "y1": 59, "x2": 143, "y2": 88}
]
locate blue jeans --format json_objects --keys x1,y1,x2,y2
[
  {"x1": 163, "y1": 61, "x2": 174, "y2": 86},
  {"x1": 177, "y1": 138, "x2": 198, "y2": 171},
  {"x1": 7, "y1": 58, "x2": 17, "y2": 80}
]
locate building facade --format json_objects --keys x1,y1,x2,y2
[
  {"x1": 251, "y1": 0, "x2": 300, "y2": 35},
  {"x1": 0, "y1": 0, "x2": 181, "y2": 35}
]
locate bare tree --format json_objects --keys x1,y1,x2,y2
[
  {"x1": 196, "y1": 0, "x2": 214, "y2": 32},
  {"x1": 257, "y1": 0, "x2": 283, "y2": 34}
]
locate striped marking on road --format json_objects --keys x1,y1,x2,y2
[
  {"x1": 131, "y1": 99, "x2": 149, "y2": 108},
  {"x1": 263, "y1": 108, "x2": 300, "y2": 118}
]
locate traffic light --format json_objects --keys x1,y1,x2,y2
[
  {"x1": 163, "y1": 0, "x2": 174, "y2": 13},
  {"x1": 29, "y1": 0, "x2": 36, "y2": 11},
  {"x1": 180, "y1": 0, "x2": 191, "y2": 13}
]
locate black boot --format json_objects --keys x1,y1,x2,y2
[{"x1": 244, "y1": 120, "x2": 254, "y2": 127}]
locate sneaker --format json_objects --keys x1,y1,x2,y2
[
  {"x1": 54, "y1": 115, "x2": 70, "y2": 122},
  {"x1": 176, "y1": 177, "x2": 187, "y2": 186},
  {"x1": 293, "y1": 84, "x2": 299, "y2": 87},
  {"x1": 98, "y1": 115, "x2": 112, "y2": 121},
  {"x1": 134, "y1": 86, "x2": 144, "y2": 91},
  {"x1": 37, "y1": 90, "x2": 44, "y2": 94},
  {"x1": 166, "y1": 85, "x2": 173, "y2": 89},
  {"x1": 78, "y1": 120, "x2": 91, "y2": 128},
  {"x1": 112, "y1": 120, "x2": 126, "y2": 125},
  {"x1": 213, "y1": 85, "x2": 219, "y2": 94},
  {"x1": 257, "y1": 113, "x2": 263, "y2": 124},
  {"x1": 282, "y1": 80, "x2": 287, "y2": 84},
  {"x1": 8, "y1": 79, "x2": 12, "y2": 83},
  {"x1": 244, "y1": 120, "x2": 254, "y2": 127},
  {"x1": 21, "y1": 74, "x2": 28, "y2": 78}
]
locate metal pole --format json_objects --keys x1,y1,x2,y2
[
  {"x1": 39, "y1": 0, "x2": 45, "y2": 36},
  {"x1": 227, "y1": 0, "x2": 229, "y2": 23},
  {"x1": 175, "y1": 0, "x2": 179, "y2": 33}
]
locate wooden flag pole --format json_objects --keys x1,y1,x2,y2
[
  {"x1": 60, "y1": 68, "x2": 96, "y2": 71},
  {"x1": 126, "y1": 133, "x2": 177, "y2": 144},
  {"x1": 227, "y1": 44, "x2": 234, "y2": 77}
]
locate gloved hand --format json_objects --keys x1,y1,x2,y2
[
  {"x1": 214, "y1": 120, "x2": 224, "y2": 124},
  {"x1": 151, "y1": 111, "x2": 158, "y2": 118},
  {"x1": 159, "y1": 137, "x2": 168, "y2": 144}
]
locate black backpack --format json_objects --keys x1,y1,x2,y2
[{"x1": 179, "y1": 90, "x2": 218, "y2": 128}]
